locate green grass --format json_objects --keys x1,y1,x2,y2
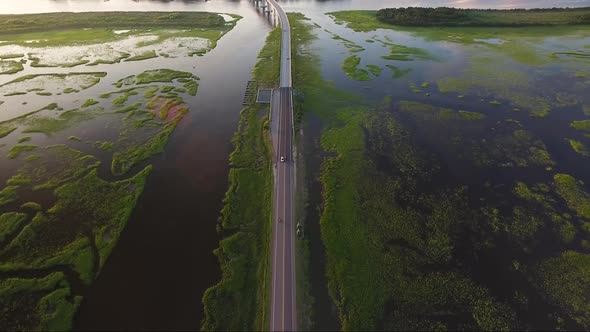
[
  {"x1": 253, "y1": 26, "x2": 281, "y2": 87},
  {"x1": 16, "y1": 136, "x2": 31, "y2": 143},
  {"x1": 125, "y1": 50, "x2": 158, "y2": 62},
  {"x1": 201, "y1": 105, "x2": 273, "y2": 331},
  {"x1": 341, "y1": 55, "x2": 371, "y2": 81}
]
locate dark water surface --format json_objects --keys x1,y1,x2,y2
[{"x1": 2, "y1": 0, "x2": 590, "y2": 330}]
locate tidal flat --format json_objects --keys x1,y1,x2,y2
[
  {"x1": 0, "y1": 11, "x2": 237, "y2": 330},
  {"x1": 293, "y1": 9, "x2": 590, "y2": 331}
]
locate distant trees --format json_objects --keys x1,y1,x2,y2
[{"x1": 375, "y1": 7, "x2": 590, "y2": 26}]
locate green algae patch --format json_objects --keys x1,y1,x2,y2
[
  {"x1": 21, "y1": 201, "x2": 41, "y2": 211},
  {"x1": 124, "y1": 50, "x2": 157, "y2": 62},
  {"x1": 436, "y1": 57, "x2": 553, "y2": 117},
  {"x1": 0, "y1": 125, "x2": 16, "y2": 139},
  {"x1": 0, "y1": 272, "x2": 81, "y2": 331},
  {"x1": 0, "y1": 186, "x2": 18, "y2": 207},
  {"x1": 0, "y1": 165, "x2": 151, "y2": 286},
  {"x1": 381, "y1": 43, "x2": 432, "y2": 61},
  {"x1": 17, "y1": 137, "x2": 31, "y2": 143},
  {"x1": 4, "y1": 145, "x2": 99, "y2": 191},
  {"x1": 554, "y1": 174, "x2": 590, "y2": 219},
  {"x1": 399, "y1": 101, "x2": 485, "y2": 121},
  {"x1": 0, "y1": 72, "x2": 106, "y2": 96},
  {"x1": 111, "y1": 97, "x2": 188, "y2": 176},
  {"x1": 115, "y1": 102, "x2": 142, "y2": 114},
  {"x1": 8, "y1": 144, "x2": 38, "y2": 159},
  {"x1": 0, "y1": 60, "x2": 24, "y2": 75},
  {"x1": 95, "y1": 141, "x2": 114, "y2": 151},
  {"x1": 21, "y1": 107, "x2": 103, "y2": 136},
  {"x1": 342, "y1": 55, "x2": 371, "y2": 81},
  {"x1": 81, "y1": 98, "x2": 99, "y2": 108},
  {"x1": 0, "y1": 212, "x2": 27, "y2": 243},
  {"x1": 385, "y1": 64, "x2": 412, "y2": 78},
  {"x1": 136, "y1": 69, "x2": 193, "y2": 84},
  {"x1": 366, "y1": 64, "x2": 383, "y2": 76},
  {"x1": 534, "y1": 251, "x2": 590, "y2": 327},
  {"x1": 458, "y1": 110, "x2": 486, "y2": 119},
  {"x1": 571, "y1": 120, "x2": 590, "y2": 131},
  {"x1": 568, "y1": 139, "x2": 590, "y2": 157},
  {"x1": 114, "y1": 70, "x2": 199, "y2": 97},
  {"x1": 0, "y1": 53, "x2": 24, "y2": 60},
  {"x1": 325, "y1": 29, "x2": 366, "y2": 52}
]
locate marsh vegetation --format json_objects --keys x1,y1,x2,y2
[
  {"x1": 294, "y1": 8, "x2": 590, "y2": 331},
  {"x1": 0, "y1": 11, "x2": 236, "y2": 330}
]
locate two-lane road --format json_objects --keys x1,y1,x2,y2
[
  {"x1": 267, "y1": 0, "x2": 296, "y2": 330},
  {"x1": 270, "y1": 87, "x2": 295, "y2": 332}
]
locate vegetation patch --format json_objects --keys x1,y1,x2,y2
[
  {"x1": 202, "y1": 20, "x2": 279, "y2": 331},
  {"x1": 568, "y1": 139, "x2": 590, "y2": 157},
  {"x1": 0, "y1": 60, "x2": 24, "y2": 75},
  {"x1": 366, "y1": 64, "x2": 383, "y2": 76},
  {"x1": 0, "y1": 272, "x2": 81, "y2": 331},
  {"x1": 553, "y1": 173, "x2": 590, "y2": 219},
  {"x1": 0, "y1": 72, "x2": 106, "y2": 96},
  {"x1": 534, "y1": 251, "x2": 590, "y2": 327},
  {"x1": 341, "y1": 55, "x2": 371, "y2": 81},
  {"x1": 380, "y1": 43, "x2": 432, "y2": 61},
  {"x1": 81, "y1": 99, "x2": 99, "y2": 108},
  {"x1": 125, "y1": 50, "x2": 158, "y2": 62},
  {"x1": 571, "y1": 120, "x2": 590, "y2": 131}
]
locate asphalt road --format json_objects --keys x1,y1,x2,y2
[{"x1": 266, "y1": 0, "x2": 296, "y2": 330}]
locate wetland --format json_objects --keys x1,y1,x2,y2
[{"x1": 1, "y1": 0, "x2": 590, "y2": 331}]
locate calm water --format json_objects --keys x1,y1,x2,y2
[{"x1": 1, "y1": 0, "x2": 589, "y2": 330}]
